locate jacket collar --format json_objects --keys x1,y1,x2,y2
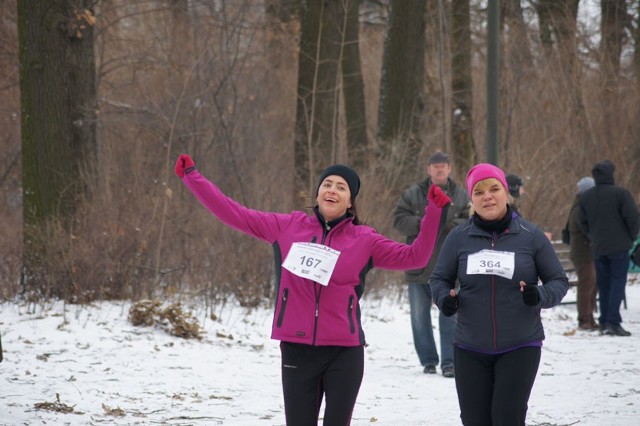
[{"x1": 467, "y1": 209, "x2": 522, "y2": 238}]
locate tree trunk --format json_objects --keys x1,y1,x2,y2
[
  {"x1": 536, "y1": 1, "x2": 554, "y2": 63},
  {"x1": 500, "y1": 0, "x2": 534, "y2": 167},
  {"x1": 634, "y1": 2, "x2": 640, "y2": 194},
  {"x1": 341, "y1": 0, "x2": 369, "y2": 172},
  {"x1": 600, "y1": 0, "x2": 627, "y2": 155},
  {"x1": 536, "y1": 1, "x2": 592, "y2": 166},
  {"x1": 18, "y1": 0, "x2": 97, "y2": 295},
  {"x1": 376, "y1": 0, "x2": 427, "y2": 188},
  {"x1": 450, "y1": 0, "x2": 475, "y2": 175},
  {"x1": 294, "y1": 0, "x2": 344, "y2": 207}
]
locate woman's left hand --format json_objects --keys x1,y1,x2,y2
[
  {"x1": 520, "y1": 281, "x2": 540, "y2": 306},
  {"x1": 428, "y1": 185, "x2": 451, "y2": 208}
]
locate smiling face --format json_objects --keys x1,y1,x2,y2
[
  {"x1": 316, "y1": 175, "x2": 352, "y2": 222},
  {"x1": 471, "y1": 178, "x2": 509, "y2": 221}
]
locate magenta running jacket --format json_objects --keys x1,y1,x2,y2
[{"x1": 182, "y1": 171, "x2": 445, "y2": 347}]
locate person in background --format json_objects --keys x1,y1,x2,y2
[
  {"x1": 507, "y1": 172, "x2": 553, "y2": 240},
  {"x1": 431, "y1": 163, "x2": 568, "y2": 426},
  {"x1": 505, "y1": 173, "x2": 525, "y2": 214},
  {"x1": 567, "y1": 176, "x2": 598, "y2": 331},
  {"x1": 578, "y1": 160, "x2": 639, "y2": 337},
  {"x1": 393, "y1": 151, "x2": 470, "y2": 378},
  {"x1": 506, "y1": 173, "x2": 525, "y2": 198},
  {"x1": 175, "y1": 154, "x2": 451, "y2": 425}
]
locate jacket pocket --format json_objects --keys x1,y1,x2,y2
[
  {"x1": 347, "y1": 295, "x2": 355, "y2": 334},
  {"x1": 276, "y1": 289, "x2": 288, "y2": 328}
]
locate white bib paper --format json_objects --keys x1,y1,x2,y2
[
  {"x1": 282, "y1": 242, "x2": 341, "y2": 286},
  {"x1": 466, "y1": 249, "x2": 515, "y2": 279}
]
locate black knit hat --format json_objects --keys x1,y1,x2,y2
[{"x1": 316, "y1": 164, "x2": 360, "y2": 200}]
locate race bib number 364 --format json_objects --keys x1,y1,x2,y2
[
  {"x1": 466, "y1": 249, "x2": 515, "y2": 279},
  {"x1": 282, "y1": 242, "x2": 341, "y2": 286}
]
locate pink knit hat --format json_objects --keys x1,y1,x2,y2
[{"x1": 465, "y1": 163, "x2": 509, "y2": 196}]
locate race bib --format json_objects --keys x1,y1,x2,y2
[
  {"x1": 282, "y1": 242, "x2": 341, "y2": 286},
  {"x1": 466, "y1": 249, "x2": 515, "y2": 279}
]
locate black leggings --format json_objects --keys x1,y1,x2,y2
[
  {"x1": 280, "y1": 342, "x2": 364, "y2": 426},
  {"x1": 454, "y1": 346, "x2": 541, "y2": 426}
]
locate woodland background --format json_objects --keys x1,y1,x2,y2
[{"x1": 1, "y1": 0, "x2": 639, "y2": 307}]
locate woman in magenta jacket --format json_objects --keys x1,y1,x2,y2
[{"x1": 175, "y1": 154, "x2": 450, "y2": 425}]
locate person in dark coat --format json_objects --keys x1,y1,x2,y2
[
  {"x1": 393, "y1": 151, "x2": 470, "y2": 378},
  {"x1": 578, "y1": 160, "x2": 640, "y2": 336},
  {"x1": 568, "y1": 177, "x2": 598, "y2": 330},
  {"x1": 431, "y1": 163, "x2": 568, "y2": 426}
]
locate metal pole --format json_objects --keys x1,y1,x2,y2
[{"x1": 486, "y1": 0, "x2": 500, "y2": 165}]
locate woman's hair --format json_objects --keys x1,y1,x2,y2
[
  {"x1": 468, "y1": 177, "x2": 514, "y2": 216},
  {"x1": 348, "y1": 201, "x2": 361, "y2": 225}
]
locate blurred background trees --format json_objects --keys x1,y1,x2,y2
[{"x1": 1, "y1": 0, "x2": 639, "y2": 305}]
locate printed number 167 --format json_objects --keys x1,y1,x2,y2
[{"x1": 300, "y1": 256, "x2": 321, "y2": 268}]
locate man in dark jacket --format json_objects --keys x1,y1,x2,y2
[
  {"x1": 578, "y1": 160, "x2": 640, "y2": 336},
  {"x1": 568, "y1": 177, "x2": 598, "y2": 330},
  {"x1": 393, "y1": 152, "x2": 470, "y2": 377}
]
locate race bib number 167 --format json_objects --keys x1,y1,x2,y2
[{"x1": 282, "y1": 242, "x2": 341, "y2": 286}]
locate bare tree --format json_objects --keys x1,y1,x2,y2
[
  {"x1": 376, "y1": 0, "x2": 427, "y2": 190},
  {"x1": 535, "y1": 1, "x2": 593, "y2": 165},
  {"x1": 294, "y1": 0, "x2": 357, "y2": 207},
  {"x1": 450, "y1": 0, "x2": 475, "y2": 175},
  {"x1": 633, "y1": 1, "x2": 640, "y2": 195},
  {"x1": 599, "y1": 0, "x2": 628, "y2": 151},
  {"x1": 0, "y1": 0, "x2": 21, "y2": 298},
  {"x1": 18, "y1": 0, "x2": 97, "y2": 298},
  {"x1": 500, "y1": 0, "x2": 534, "y2": 167},
  {"x1": 342, "y1": 0, "x2": 370, "y2": 172},
  {"x1": 295, "y1": 0, "x2": 368, "y2": 207}
]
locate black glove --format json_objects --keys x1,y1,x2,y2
[
  {"x1": 521, "y1": 284, "x2": 540, "y2": 306},
  {"x1": 441, "y1": 295, "x2": 459, "y2": 317}
]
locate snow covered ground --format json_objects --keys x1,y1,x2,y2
[{"x1": 1, "y1": 276, "x2": 639, "y2": 425}]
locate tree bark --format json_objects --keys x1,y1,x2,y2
[
  {"x1": 376, "y1": 0, "x2": 427, "y2": 188},
  {"x1": 450, "y1": 0, "x2": 475, "y2": 175},
  {"x1": 500, "y1": 0, "x2": 534, "y2": 167},
  {"x1": 536, "y1": 1, "x2": 592, "y2": 166},
  {"x1": 600, "y1": 0, "x2": 627, "y2": 154},
  {"x1": 341, "y1": 0, "x2": 369, "y2": 172},
  {"x1": 18, "y1": 0, "x2": 97, "y2": 294},
  {"x1": 294, "y1": 0, "x2": 344, "y2": 207}
]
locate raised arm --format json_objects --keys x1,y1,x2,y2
[
  {"x1": 175, "y1": 154, "x2": 291, "y2": 244},
  {"x1": 372, "y1": 185, "x2": 450, "y2": 270}
]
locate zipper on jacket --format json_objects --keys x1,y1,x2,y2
[
  {"x1": 312, "y1": 285, "x2": 322, "y2": 345},
  {"x1": 491, "y1": 235, "x2": 498, "y2": 351},
  {"x1": 310, "y1": 219, "x2": 351, "y2": 345},
  {"x1": 276, "y1": 289, "x2": 288, "y2": 327},
  {"x1": 347, "y1": 295, "x2": 355, "y2": 333},
  {"x1": 311, "y1": 223, "x2": 335, "y2": 345}
]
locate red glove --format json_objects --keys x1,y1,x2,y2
[
  {"x1": 428, "y1": 185, "x2": 451, "y2": 208},
  {"x1": 175, "y1": 154, "x2": 195, "y2": 178}
]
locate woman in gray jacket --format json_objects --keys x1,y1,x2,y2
[{"x1": 430, "y1": 163, "x2": 568, "y2": 426}]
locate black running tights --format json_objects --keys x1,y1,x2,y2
[
  {"x1": 280, "y1": 342, "x2": 364, "y2": 426},
  {"x1": 454, "y1": 345, "x2": 541, "y2": 426}
]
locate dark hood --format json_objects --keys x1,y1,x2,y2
[{"x1": 591, "y1": 160, "x2": 615, "y2": 185}]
